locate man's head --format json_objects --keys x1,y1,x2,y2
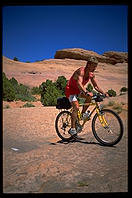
[{"x1": 86, "y1": 56, "x2": 98, "y2": 72}]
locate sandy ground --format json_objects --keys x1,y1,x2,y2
[
  {"x1": 3, "y1": 104, "x2": 128, "y2": 193},
  {"x1": 2, "y1": 56, "x2": 128, "y2": 193}
]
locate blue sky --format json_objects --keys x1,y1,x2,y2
[{"x1": 2, "y1": 5, "x2": 128, "y2": 62}]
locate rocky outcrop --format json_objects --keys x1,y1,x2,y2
[
  {"x1": 54, "y1": 48, "x2": 128, "y2": 65},
  {"x1": 103, "y1": 51, "x2": 128, "y2": 63}
]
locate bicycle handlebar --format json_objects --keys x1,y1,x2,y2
[{"x1": 92, "y1": 92, "x2": 112, "y2": 102}]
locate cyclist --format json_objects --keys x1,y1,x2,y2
[{"x1": 65, "y1": 56, "x2": 109, "y2": 139}]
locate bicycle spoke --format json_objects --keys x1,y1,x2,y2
[
  {"x1": 92, "y1": 109, "x2": 123, "y2": 146},
  {"x1": 55, "y1": 111, "x2": 72, "y2": 140}
]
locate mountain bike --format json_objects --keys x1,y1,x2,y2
[{"x1": 55, "y1": 93, "x2": 124, "y2": 146}]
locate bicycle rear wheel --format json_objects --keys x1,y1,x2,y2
[
  {"x1": 55, "y1": 110, "x2": 73, "y2": 141},
  {"x1": 92, "y1": 109, "x2": 123, "y2": 146}
]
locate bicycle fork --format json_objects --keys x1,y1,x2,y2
[{"x1": 96, "y1": 108, "x2": 109, "y2": 128}]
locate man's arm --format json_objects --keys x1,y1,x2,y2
[
  {"x1": 74, "y1": 69, "x2": 87, "y2": 94},
  {"x1": 77, "y1": 76, "x2": 87, "y2": 94},
  {"x1": 91, "y1": 75, "x2": 106, "y2": 94}
]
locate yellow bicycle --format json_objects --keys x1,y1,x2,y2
[{"x1": 55, "y1": 93, "x2": 124, "y2": 146}]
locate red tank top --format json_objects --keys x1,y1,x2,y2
[{"x1": 65, "y1": 67, "x2": 94, "y2": 98}]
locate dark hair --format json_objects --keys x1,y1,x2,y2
[{"x1": 87, "y1": 56, "x2": 98, "y2": 64}]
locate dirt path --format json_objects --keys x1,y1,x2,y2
[{"x1": 3, "y1": 105, "x2": 128, "y2": 193}]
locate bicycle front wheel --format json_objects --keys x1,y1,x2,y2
[
  {"x1": 55, "y1": 110, "x2": 73, "y2": 141},
  {"x1": 92, "y1": 109, "x2": 124, "y2": 146}
]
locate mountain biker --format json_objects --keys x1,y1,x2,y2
[{"x1": 65, "y1": 56, "x2": 109, "y2": 139}]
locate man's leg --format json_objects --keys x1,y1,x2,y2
[
  {"x1": 79, "y1": 93, "x2": 92, "y2": 114},
  {"x1": 68, "y1": 95, "x2": 86, "y2": 140},
  {"x1": 71, "y1": 101, "x2": 79, "y2": 129}
]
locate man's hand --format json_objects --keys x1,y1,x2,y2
[
  {"x1": 85, "y1": 91, "x2": 93, "y2": 97},
  {"x1": 104, "y1": 92, "x2": 109, "y2": 97}
]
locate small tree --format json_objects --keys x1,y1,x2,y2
[
  {"x1": 9, "y1": 77, "x2": 18, "y2": 86},
  {"x1": 55, "y1": 76, "x2": 67, "y2": 95},
  {"x1": 13, "y1": 57, "x2": 19, "y2": 61},
  {"x1": 3, "y1": 73, "x2": 16, "y2": 101},
  {"x1": 107, "y1": 89, "x2": 117, "y2": 97},
  {"x1": 40, "y1": 76, "x2": 67, "y2": 106},
  {"x1": 40, "y1": 80, "x2": 53, "y2": 95},
  {"x1": 41, "y1": 84, "x2": 61, "y2": 106},
  {"x1": 31, "y1": 86, "x2": 41, "y2": 95},
  {"x1": 120, "y1": 87, "x2": 128, "y2": 93}
]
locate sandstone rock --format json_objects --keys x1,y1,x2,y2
[
  {"x1": 103, "y1": 51, "x2": 128, "y2": 63},
  {"x1": 54, "y1": 48, "x2": 100, "y2": 61},
  {"x1": 54, "y1": 48, "x2": 128, "y2": 65}
]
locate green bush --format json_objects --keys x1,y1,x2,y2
[
  {"x1": 55, "y1": 76, "x2": 67, "y2": 95},
  {"x1": 107, "y1": 89, "x2": 116, "y2": 97},
  {"x1": 3, "y1": 73, "x2": 36, "y2": 102},
  {"x1": 108, "y1": 100, "x2": 115, "y2": 106},
  {"x1": 9, "y1": 77, "x2": 18, "y2": 86},
  {"x1": 31, "y1": 86, "x2": 41, "y2": 95},
  {"x1": 86, "y1": 83, "x2": 93, "y2": 92},
  {"x1": 21, "y1": 102, "x2": 35, "y2": 108},
  {"x1": 40, "y1": 80, "x2": 54, "y2": 94},
  {"x1": 15, "y1": 84, "x2": 36, "y2": 101},
  {"x1": 4, "y1": 104, "x2": 10, "y2": 109},
  {"x1": 13, "y1": 57, "x2": 19, "y2": 61},
  {"x1": 40, "y1": 76, "x2": 68, "y2": 106},
  {"x1": 113, "y1": 103, "x2": 122, "y2": 114},
  {"x1": 41, "y1": 84, "x2": 62, "y2": 106},
  {"x1": 15, "y1": 93, "x2": 36, "y2": 102},
  {"x1": 3, "y1": 73, "x2": 16, "y2": 101},
  {"x1": 120, "y1": 87, "x2": 128, "y2": 93}
]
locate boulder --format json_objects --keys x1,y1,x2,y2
[
  {"x1": 54, "y1": 48, "x2": 128, "y2": 65},
  {"x1": 54, "y1": 48, "x2": 101, "y2": 61}
]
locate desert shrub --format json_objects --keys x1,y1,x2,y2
[
  {"x1": 40, "y1": 80, "x2": 54, "y2": 100},
  {"x1": 4, "y1": 104, "x2": 10, "y2": 109},
  {"x1": 3, "y1": 73, "x2": 36, "y2": 102},
  {"x1": 120, "y1": 87, "x2": 128, "y2": 93},
  {"x1": 9, "y1": 77, "x2": 18, "y2": 86},
  {"x1": 113, "y1": 103, "x2": 122, "y2": 114},
  {"x1": 15, "y1": 93, "x2": 36, "y2": 102},
  {"x1": 86, "y1": 83, "x2": 93, "y2": 92},
  {"x1": 15, "y1": 84, "x2": 36, "y2": 102},
  {"x1": 108, "y1": 101, "x2": 115, "y2": 106},
  {"x1": 40, "y1": 77, "x2": 67, "y2": 106},
  {"x1": 55, "y1": 76, "x2": 67, "y2": 95},
  {"x1": 13, "y1": 57, "x2": 19, "y2": 61},
  {"x1": 41, "y1": 84, "x2": 62, "y2": 106},
  {"x1": 86, "y1": 83, "x2": 97, "y2": 95},
  {"x1": 78, "y1": 181, "x2": 89, "y2": 187},
  {"x1": 31, "y1": 86, "x2": 41, "y2": 95},
  {"x1": 3, "y1": 72, "x2": 16, "y2": 101},
  {"x1": 107, "y1": 89, "x2": 116, "y2": 97},
  {"x1": 40, "y1": 80, "x2": 54, "y2": 94},
  {"x1": 21, "y1": 102, "x2": 35, "y2": 108}
]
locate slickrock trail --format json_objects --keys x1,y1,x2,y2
[
  {"x1": 3, "y1": 105, "x2": 128, "y2": 193},
  {"x1": 3, "y1": 51, "x2": 128, "y2": 193}
]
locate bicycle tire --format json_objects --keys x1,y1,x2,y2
[
  {"x1": 55, "y1": 110, "x2": 73, "y2": 141},
  {"x1": 92, "y1": 109, "x2": 124, "y2": 146}
]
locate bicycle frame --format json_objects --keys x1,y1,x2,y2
[{"x1": 69, "y1": 100, "x2": 109, "y2": 128}]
